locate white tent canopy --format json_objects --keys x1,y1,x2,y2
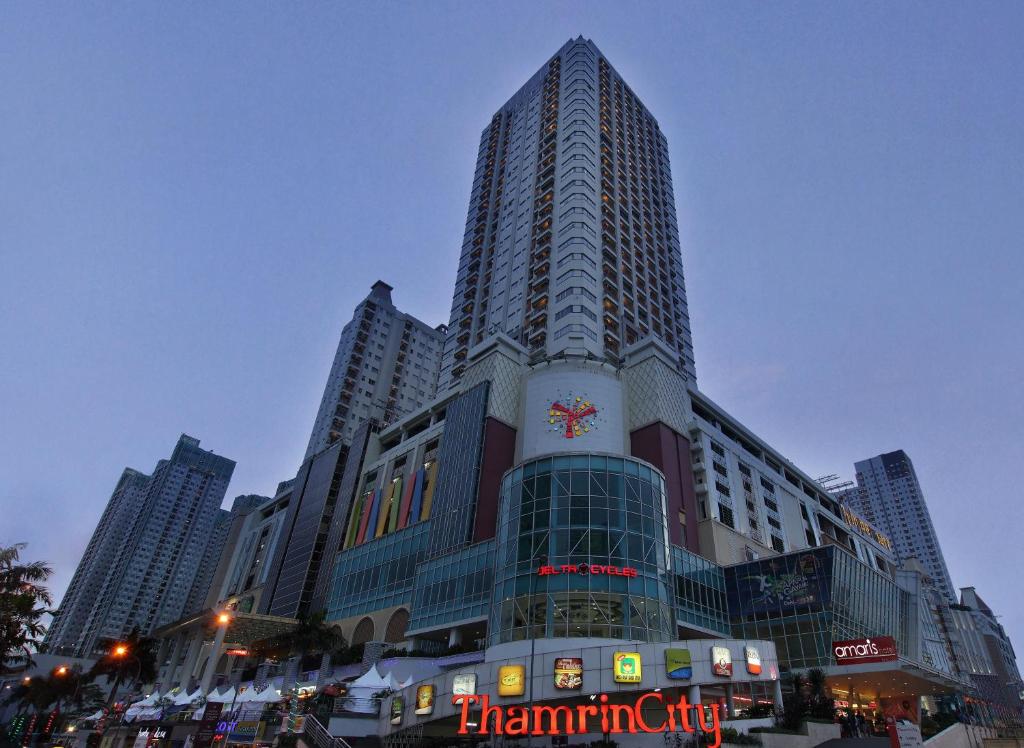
[
  {"x1": 129, "y1": 692, "x2": 161, "y2": 708},
  {"x1": 245, "y1": 687, "x2": 283, "y2": 703},
  {"x1": 206, "y1": 686, "x2": 236, "y2": 704},
  {"x1": 173, "y1": 689, "x2": 201, "y2": 706},
  {"x1": 348, "y1": 664, "x2": 388, "y2": 691}
]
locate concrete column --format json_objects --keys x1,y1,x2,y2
[
  {"x1": 178, "y1": 635, "x2": 205, "y2": 690},
  {"x1": 448, "y1": 628, "x2": 463, "y2": 648},
  {"x1": 773, "y1": 679, "x2": 784, "y2": 711},
  {"x1": 725, "y1": 685, "x2": 735, "y2": 718},
  {"x1": 198, "y1": 624, "x2": 229, "y2": 696}
]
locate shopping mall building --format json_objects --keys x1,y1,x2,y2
[{"x1": 136, "y1": 37, "x2": 1016, "y2": 748}]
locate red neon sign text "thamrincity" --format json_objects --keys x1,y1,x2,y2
[
  {"x1": 453, "y1": 693, "x2": 723, "y2": 748},
  {"x1": 537, "y1": 564, "x2": 638, "y2": 577}
]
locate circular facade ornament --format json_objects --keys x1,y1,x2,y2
[{"x1": 547, "y1": 394, "x2": 599, "y2": 439}]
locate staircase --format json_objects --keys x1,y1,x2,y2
[{"x1": 300, "y1": 713, "x2": 352, "y2": 748}]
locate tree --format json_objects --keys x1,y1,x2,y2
[
  {"x1": 251, "y1": 611, "x2": 346, "y2": 693},
  {"x1": 779, "y1": 668, "x2": 835, "y2": 730},
  {"x1": 0, "y1": 543, "x2": 53, "y2": 670},
  {"x1": 87, "y1": 628, "x2": 159, "y2": 705}
]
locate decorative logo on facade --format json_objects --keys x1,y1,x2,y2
[
  {"x1": 452, "y1": 674, "x2": 477, "y2": 696},
  {"x1": 665, "y1": 648, "x2": 693, "y2": 679},
  {"x1": 415, "y1": 685, "x2": 435, "y2": 715},
  {"x1": 547, "y1": 395, "x2": 598, "y2": 439},
  {"x1": 745, "y1": 646, "x2": 762, "y2": 675},
  {"x1": 498, "y1": 665, "x2": 526, "y2": 696},
  {"x1": 554, "y1": 658, "x2": 583, "y2": 689},
  {"x1": 711, "y1": 646, "x2": 733, "y2": 676},
  {"x1": 613, "y1": 652, "x2": 642, "y2": 683}
]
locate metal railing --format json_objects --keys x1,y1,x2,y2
[{"x1": 300, "y1": 712, "x2": 352, "y2": 748}]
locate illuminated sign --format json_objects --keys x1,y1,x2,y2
[
  {"x1": 537, "y1": 564, "x2": 638, "y2": 577},
  {"x1": 390, "y1": 697, "x2": 403, "y2": 725},
  {"x1": 745, "y1": 646, "x2": 761, "y2": 675},
  {"x1": 841, "y1": 505, "x2": 893, "y2": 550},
  {"x1": 554, "y1": 658, "x2": 583, "y2": 690},
  {"x1": 664, "y1": 648, "x2": 692, "y2": 679},
  {"x1": 224, "y1": 648, "x2": 250, "y2": 657},
  {"x1": 613, "y1": 652, "x2": 641, "y2": 683},
  {"x1": 415, "y1": 685, "x2": 434, "y2": 716},
  {"x1": 498, "y1": 665, "x2": 526, "y2": 696},
  {"x1": 452, "y1": 693, "x2": 721, "y2": 744},
  {"x1": 453, "y1": 674, "x2": 477, "y2": 696},
  {"x1": 833, "y1": 636, "x2": 898, "y2": 665},
  {"x1": 548, "y1": 396, "x2": 598, "y2": 439},
  {"x1": 711, "y1": 646, "x2": 733, "y2": 676}
]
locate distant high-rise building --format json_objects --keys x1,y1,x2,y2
[
  {"x1": 46, "y1": 435, "x2": 235, "y2": 656},
  {"x1": 839, "y1": 450, "x2": 956, "y2": 601},
  {"x1": 304, "y1": 281, "x2": 445, "y2": 459},
  {"x1": 182, "y1": 494, "x2": 268, "y2": 617},
  {"x1": 437, "y1": 36, "x2": 695, "y2": 391}
]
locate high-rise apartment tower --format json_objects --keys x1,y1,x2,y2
[
  {"x1": 45, "y1": 435, "x2": 235, "y2": 657},
  {"x1": 839, "y1": 450, "x2": 956, "y2": 601},
  {"x1": 305, "y1": 281, "x2": 445, "y2": 459},
  {"x1": 438, "y1": 37, "x2": 695, "y2": 391}
]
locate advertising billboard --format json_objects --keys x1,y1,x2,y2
[
  {"x1": 664, "y1": 648, "x2": 693, "y2": 679},
  {"x1": 613, "y1": 652, "x2": 642, "y2": 683},
  {"x1": 554, "y1": 657, "x2": 583, "y2": 689},
  {"x1": 728, "y1": 550, "x2": 830, "y2": 617},
  {"x1": 390, "y1": 697, "x2": 403, "y2": 725},
  {"x1": 497, "y1": 665, "x2": 526, "y2": 696},
  {"x1": 415, "y1": 685, "x2": 435, "y2": 716},
  {"x1": 711, "y1": 646, "x2": 733, "y2": 676}
]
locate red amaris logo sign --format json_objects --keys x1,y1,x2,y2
[{"x1": 453, "y1": 693, "x2": 723, "y2": 748}]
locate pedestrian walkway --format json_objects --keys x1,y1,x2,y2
[{"x1": 818, "y1": 739, "x2": 890, "y2": 747}]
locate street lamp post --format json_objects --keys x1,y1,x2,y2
[
  {"x1": 198, "y1": 612, "x2": 232, "y2": 698},
  {"x1": 527, "y1": 554, "x2": 547, "y2": 748}
]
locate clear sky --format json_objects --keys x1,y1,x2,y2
[{"x1": 2, "y1": 3, "x2": 1022, "y2": 649}]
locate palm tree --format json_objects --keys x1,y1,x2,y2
[
  {"x1": 87, "y1": 628, "x2": 159, "y2": 706},
  {"x1": 251, "y1": 611, "x2": 346, "y2": 693},
  {"x1": 0, "y1": 543, "x2": 53, "y2": 670}
]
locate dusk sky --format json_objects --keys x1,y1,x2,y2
[{"x1": 2, "y1": 3, "x2": 1022, "y2": 648}]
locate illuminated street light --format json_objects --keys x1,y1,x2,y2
[
  {"x1": 113, "y1": 645, "x2": 128, "y2": 657},
  {"x1": 56, "y1": 666, "x2": 69, "y2": 676},
  {"x1": 217, "y1": 612, "x2": 231, "y2": 626}
]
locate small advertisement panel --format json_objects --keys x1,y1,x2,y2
[
  {"x1": 711, "y1": 646, "x2": 733, "y2": 676},
  {"x1": 390, "y1": 697, "x2": 403, "y2": 725},
  {"x1": 554, "y1": 657, "x2": 583, "y2": 689},
  {"x1": 745, "y1": 646, "x2": 762, "y2": 675},
  {"x1": 452, "y1": 674, "x2": 477, "y2": 696},
  {"x1": 664, "y1": 648, "x2": 693, "y2": 679},
  {"x1": 613, "y1": 652, "x2": 642, "y2": 683},
  {"x1": 498, "y1": 665, "x2": 526, "y2": 696},
  {"x1": 415, "y1": 685, "x2": 435, "y2": 716}
]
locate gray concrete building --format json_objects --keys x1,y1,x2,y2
[
  {"x1": 304, "y1": 281, "x2": 445, "y2": 459},
  {"x1": 838, "y1": 450, "x2": 957, "y2": 602},
  {"x1": 438, "y1": 36, "x2": 696, "y2": 392},
  {"x1": 45, "y1": 434, "x2": 235, "y2": 657}
]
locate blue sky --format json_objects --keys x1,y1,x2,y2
[{"x1": 2, "y1": 3, "x2": 1022, "y2": 647}]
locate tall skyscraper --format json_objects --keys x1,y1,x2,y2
[
  {"x1": 438, "y1": 36, "x2": 695, "y2": 391},
  {"x1": 304, "y1": 281, "x2": 445, "y2": 459},
  {"x1": 46, "y1": 435, "x2": 235, "y2": 656},
  {"x1": 839, "y1": 450, "x2": 957, "y2": 601}
]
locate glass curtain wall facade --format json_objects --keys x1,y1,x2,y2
[
  {"x1": 490, "y1": 453, "x2": 674, "y2": 643},
  {"x1": 726, "y1": 546, "x2": 902, "y2": 671}
]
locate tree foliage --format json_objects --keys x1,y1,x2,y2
[
  {"x1": 779, "y1": 668, "x2": 836, "y2": 730},
  {"x1": 251, "y1": 611, "x2": 346, "y2": 662},
  {"x1": 87, "y1": 628, "x2": 159, "y2": 687},
  {"x1": 0, "y1": 543, "x2": 53, "y2": 671}
]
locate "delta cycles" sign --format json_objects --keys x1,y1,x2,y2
[
  {"x1": 453, "y1": 693, "x2": 723, "y2": 747},
  {"x1": 537, "y1": 564, "x2": 638, "y2": 578},
  {"x1": 833, "y1": 636, "x2": 898, "y2": 665}
]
